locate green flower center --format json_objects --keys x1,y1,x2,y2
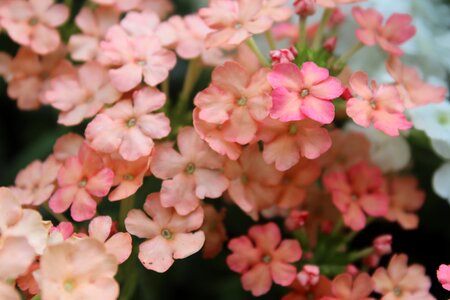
[
  {"x1": 63, "y1": 279, "x2": 75, "y2": 293},
  {"x1": 137, "y1": 60, "x2": 146, "y2": 66},
  {"x1": 237, "y1": 97, "x2": 248, "y2": 106},
  {"x1": 438, "y1": 113, "x2": 449, "y2": 125},
  {"x1": 185, "y1": 163, "x2": 196, "y2": 175},
  {"x1": 393, "y1": 287, "x2": 402, "y2": 297},
  {"x1": 300, "y1": 88, "x2": 309, "y2": 98},
  {"x1": 262, "y1": 255, "x2": 272, "y2": 264},
  {"x1": 78, "y1": 179, "x2": 87, "y2": 188},
  {"x1": 29, "y1": 17, "x2": 39, "y2": 26},
  {"x1": 241, "y1": 174, "x2": 249, "y2": 185},
  {"x1": 161, "y1": 229, "x2": 173, "y2": 240},
  {"x1": 288, "y1": 124, "x2": 298, "y2": 135},
  {"x1": 127, "y1": 118, "x2": 137, "y2": 128},
  {"x1": 123, "y1": 174, "x2": 134, "y2": 181}
]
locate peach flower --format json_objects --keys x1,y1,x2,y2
[
  {"x1": 323, "y1": 273, "x2": 374, "y2": 300},
  {"x1": 201, "y1": 204, "x2": 227, "y2": 259}
]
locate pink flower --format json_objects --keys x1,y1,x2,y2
[
  {"x1": 284, "y1": 210, "x2": 309, "y2": 232},
  {"x1": 46, "y1": 61, "x2": 122, "y2": 126},
  {"x1": 201, "y1": 204, "x2": 228, "y2": 259},
  {"x1": 49, "y1": 143, "x2": 114, "y2": 222},
  {"x1": 386, "y1": 57, "x2": 447, "y2": 108},
  {"x1": 53, "y1": 133, "x2": 84, "y2": 163},
  {"x1": 151, "y1": 127, "x2": 228, "y2": 215},
  {"x1": 346, "y1": 71, "x2": 412, "y2": 136},
  {"x1": 259, "y1": 117, "x2": 332, "y2": 171},
  {"x1": 261, "y1": 0, "x2": 293, "y2": 22},
  {"x1": 40, "y1": 238, "x2": 119, "y2": 300},
  {"x1": 85, "y1": 87, "x2": 171, "y2": 161},
  {"x1": 199, "y1": 0, "x2": 273, "y2": 48},
  {"x1": 91, "y1": 0, "x2": 141, "y2": 11},
  {"x1": 195, "y1": 61, "x2": 272, "y2": 145},
  {"x1": 12, "y1": 155, "x2": 60, "y2": 206},
  {"x1": 139, "y1": 0, "x2": 174, "y2": 19},
  {"x1": 437, "y1": 264, "x2": 450, "y2": 291},
  {"x1": 268, "y1": 62, "x2": 344, "y2": 124},
  {"x1": 0, "y1": 0, "x2": 68, "y2": 54},
  {"x1": 373, "y1": 235, "x2": 392, "y2": 256},
  {"x1": 224, "y1": 145, "x2": 283, "y2": 219},
  {"x1": 297, "y1": 265, "x2": 320, "y2": 288},
  {"x1": 68, "y1": 7, "x2": 120, "y2": 61},
  {"x1": 316, "y1": 0, "x2": 364, "y2": 8},
  {"x1": 372, "y1": 254, "x2": 434, "y2": 300},
  {"x1": 282, "y1": 274, "x2": 332, "y2": 300},
  {"x1": 99, "y1": 25, "x2": 176, "y2": 92},
  {"x1": 227, "y1": 222, "x2": 302, "y2": 296},
  {"x1": 270, "y1": 47, "x2": 298, "y2": 65},
  {"x1": 323, "y1": 273, "x2": 374, "y2": 300},
  {"x1": 352, "y1": 7, "x2": 416, "y2": 56},
  {"x1": 88, "y1": 216, "x2": 132, "y2": 263},
  {"x1": 323, "y1": 162, "x2": 389, "y2": 231},
  {"x1": 125, "y1": 193, "x2": 205, "y2": 273}
]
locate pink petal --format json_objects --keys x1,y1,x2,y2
[
  {"x1": 194, "y1": 85, "x2": 235, "y2": 124},
  {"x1": 105, "y1": 232, "x2": 132, "y2": 263},
  {"x1": 160, "y1": 174, "x2": 199, "y2": 216},
  {"x1": 297, "y1": 125, "x2": 332, "y2": 159},
  {"x1": 249, "y1": 222, "x2": 281, "y2": 253},
  {"x1": 71, "y1": 189, "x2": 97, "y2": 221},
  {"x1": 86, "y1": 168, "x2": 114, "y2": 197},
  {"x1": 267, "y1": 62, "x2": 302, "y2": 91},
  {"x1": 119, "y1": 127, "x2": 154, "y2": 161},
  {"x1": 138, "y1": 113, "x2": 171, "y2": 139},
  {"x1": 300, "y1": 62, "x2": 329, "y2": 86},
  {"x1": 343, "y1": 203, "x2": 366, "y2": 231},
  {"x1": 223, "y1": 107, "x2": 258, "y2": 144},
  {"x1": 85, "y1": 114, "x2": 124, "y2": 154},
  {"x1": 41, "y1": 4, "x2": 69, "y2": 27},
  {"x1": 350, "y1": 71, "x2": 373, "y2": 100},
  {"x1": 0, "y1": 236, "x2": 35, "y2": 279},
  {"x1": 138, "y1": 236, "x2": 174, "y2": 273},
  {"x1": 150, "y1": 144, "x2": 186, "y2": 179},
  {"x1": 125, "y1": 209, "x2": 159, "y2": 239},
  {"x1": 270, "y1": 88, "x2": 303, "y2": 121},
  {"x1": 270, "y1": 261, "x2": 297, "y2": 286},
  {"x1": 263, "y1": 136, "x2": 299, "y2": 171},
  {"x1": 30, "y1": 24, "x2": 60, "y2": 55},
  {"x1": 360, "y1": 193, "x2": 389, "y2": 217},
  {"x1": 310, "y1": 77, "x2": 343, "y2": 100},
  {"x1": 241, "y1": 264, "x2": 272, "y2": 297},
  {"x1": 301, "y1": 97, "x2": 335, "y2": 124},
  {"x1": 89, "y1": 216, "x2": 112, "y2": 242},
  {"x1": 372, "y1": 111, "x2": 411, "y2": 136},
  {"x1": 49, "y1": 186, "x2": 77, "y2": 213},
  {"x1": 109, "y1": 63, "x2": 142, "y2": 92},
  {"x1": 194, "y1": 169, "x2": 229, "y2": 199},
  {"x1": 346, "y1": 98, "x2": 373, "y2": 128},
  {"x1": 171, "y1": 231, "x2": 205, "y2": 259},
  {"x1": 133, "y1": 87, "x2": 166, "y2": 115},
  {"x1": 212, "y1": 61, "x2": 250, "y2": 96}
]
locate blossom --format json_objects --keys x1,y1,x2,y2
[
  {"x1": 68, "y1": 7, "x2": 120, "y2": 61},
  {"x1": 199, "y1": 0, "x2": 273, "y2": 48},
  {"x1": 346, "y1": 71, "x2": 411, "y2": 136},
  {"x1": 323, "y1": 273, "x2": 374, "y2": 300},
  {"x1": 90, "y1": 0, "x2": 140, "y2": 11},
  {"x1": 49, "y1": 143, "x2": 114, "y2": 222},
  {"x1": 316, "y1": 0, "x2": 364, "y2": 8},
  {"x1": 437, "y1": 264, "x2": 450, "y2": 291},
  {"x1": 86, "y1": 87, "x2": 171, "y2": 161},
  {"x1": 372, "y1": 254, "x2": 434, "y2": 300},
  {"x1": 323, "y1": 162, "x2": 389, "y2": 231},
  {"x1": 261, "y1": 0, "x2": 293, "y2": 22},
  {"x1": 386, "y1": 57, "x2": 447, "y2": 108},
  {"x1": 46, "y1": 61, "x2": 122, "y2": 126},
  {"x1": 0, "y1": 0, "x2": 68, "y2": 54},
  {"x1": 139, "y1": 0, "x2": 174, "y2": 19},
  {"x1": 282, "y1": 274, "x2": 332, "y2": 300},
  {"x1": 352, "y1": 7, "x2": 416, "y2": 56},
  {"x1": 201, "y1": 204, "x2": 228, "y2": 259},
  {"x1": 151, "y1": 127, "x2": 228, "y2": 215},
  {"x1": 125, "y1": 193, "x2": 205, "y2": 273},
  {"x1": 53, "y1": 133, "x2": 84, "y2": 163},
  {"x1": 39, "y1": 238, "x2": 119, "y2": 300},
  {"x1": 99, "y1": 25, "x2": 176, "y2": 92},
  {"x1": 224, "y1": 145, "x2": 282, "y2": 219},
  {"x1": 373, "y1": 235, "x2": 392, "y2": 256},
  {"x1": 259, "y1": 117, "x2": 332, "y2": 171},
  {"x1": 284, "y1": 210, "x2": 309, "y2": 232},
  {"x1": 0, "y1": 281, "x2": 20, "y2": 300},
  {"x1": 227, "y1": 222, "x2": 302, "y2": 296},
  {"x1": 194, "y1": 61, "x2": 272, "y2": 144},
  {"x1": 268, "y1": 62, "x2": 344, "y2": 124},
  {"x1": 270, "y1": 47, "x2": 298, "y2": 65},
  {"x1": 88, "y1": 216, "x2": 132, "y2": 263}
]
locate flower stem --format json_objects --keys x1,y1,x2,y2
[
  {"x1": 173, "y1": 58, "x2": 203, "y2": 118},
  {"x1": 161, "y1": 78, "x2": 170, "y2": 114},
  {"x1": 43, "y1": 203, "x2": 69, "y2": 223},
  {"x1": 297, "y1": 16, "x2": 308, "y2": 50},
  {"x1": 265, "y1": 30, "x2": 277, "y2": 50},
  {"x1": 334, "y1": 42, "x2": 364, "y2": 67},
  {"x1": 312, "y1": 8, "x2": 333, "y2": 50},
  {"x1": 119, "y1": 196, "x2": 135, "y2": 231},
  {"x1": 246, "y1": 37, "x2": 269, "y2": 67},
  {"x1": 348, "y1": 247, "x2": 374, "y2": 262}
]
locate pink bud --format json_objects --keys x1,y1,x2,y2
[
  {"x1": 373, "y1": 234, "x2": 392, "y2": 256},
  {"x1": 284, "y1": 210, "x2": 309, "y2": 231},
  {"x1": 294, "y1": 0, "x2": 316, "y2": 17},
  {"x1": 346, "y1": 264, "x2": 359, "y2": 276},
  {"x1": 51, "y1": 222, "x2": 74, "y2": 240},
  {"x1": 321, "y1": 220, "x2": 334, "y2": 234},
  {"x1": 323, "y1": 36, "x2": 337, "y2": 53},
  {"x1": 270, "y1": 47, "x2": 298, "y2": 65},
  {"x1": 297, "y1": 265, "x2": 320, "y2": 287},
  {"x1": 329, "y1": 8, "x2": 345, "y2": 27},
  {"x1": 341, "y1": 88, "x2": 353, "y2": 101}
]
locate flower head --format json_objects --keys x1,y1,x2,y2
[
  {"x1": 437, "y1": 264, "x2": 450, "y2": 291},
  {"x1": 324, "y1": 272, "x2": 374, "y2": 300}
]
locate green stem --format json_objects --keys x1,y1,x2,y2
[
  {"x1": 312, "y1": 8, "x2": 333, "y2": 50},
  {"x1": 334, "y1": 42, "x2": 364, "y2": 67},
  {"x1": 265, "y1": 31, "x2": 277, "y2": 50},
  {"x1": 331, "y1": 218, "x2": 343, "y2": 237},
  {"x1": 348, "y1": 247, "x2": 374, "y2": 262},
  {"x1": 162, "y1": 78, "x2": 170, "y2": 113},
  {"x1": 119, "y1": 196, "x2": 135, "y2": 231},
  {"x1": 297, "y1": 16, "x2": 307, "y2": 50},
  {"x1": 246, "y1": 37, "x2": 269, "y2": 67},
  {"x1": 173, "y1": 58, "x2": 203, "y2": 118},
  {"x1": 43, "y1": 203, "x2": 69, "y2": 223}
]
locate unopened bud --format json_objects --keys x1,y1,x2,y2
[
  {"x1": 297, "y1": 265, "x2": 320, "y2": 287},
  {"x1": 294, "y1": 0, "x2": 316, "y2": 18},
  {"x1": 284, "y1": 210, "x2": 309, "y2": 231},
  {"x1": 373, "y1": 234, "x2": 392, "y2": 256},
  {"x1": 270, "y1": 47, "x2": 298, "y2": 65},
  {"x1": 323, "y1": 36, "x2": 337, "y2": 53},
  {"x1": 329, "y1": 8, "x2": 346, "y2": 27}
]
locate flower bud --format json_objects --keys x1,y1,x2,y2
[
  {"x1": 284, "y1": 210, "x2": 309, "y2": 231},
  {"x1": 270, "y1": 47, "x2": 298, "y2": 65},
  {"x1": 323, "y1": 36, "x2": 337, "y2": 53},
  {"x1": 297, "y1": 265, "x2": 320, "y2": 287},
  {"x1": 373, "y1": 234, "x2": 392, "y2": 256},
  {"x1": 294, "y1": 0, "x2": 316, "y2": 18},
  {"x1": 329, "y1": 8, "x2": 345, "y2": 27}
]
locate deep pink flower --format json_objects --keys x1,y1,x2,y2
[
  {"x1": 195, "y1": 61, "x2": 272, "y2": 145},
  {"x1": 346, "y1": 71, "x2": 412, "y2": 136},
  {"x1": 297, "y1": 265, "x2": 320, "y2": 288},
  {"x1": 227, "y1": 222, "x2": 302, "y2": 296},
  {"x1": 437, "y1": 264, "x2": 450, "y2": 291},
  {"x1": 268, "y1": 62, "x2": 344, "y2": 124},
  {"x1": 85, "y1": 87, "x2": 171, "y2": 162},
  {"x1": 323, "y1": 273, "x2": 374, "y2": 300},
  {"x1": 151, "y1": 127, "x2": 228, "y2": 215},
  {"x1": 284, "y1": 210, "x2": 309, "y2": 232},
  {"x1": 323, "y1": 162, "x2": 389, "y2": 231},
  {"x1": 49, "y1": 143, "x2": 114, "y2": 222},
  {"x1": 125, "y1": 193, "x2": 205, "y2": 273}
]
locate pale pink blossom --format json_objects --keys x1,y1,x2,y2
[
  {"x1": 53, "y1": 133, "x2": 84, "y2": 163},
  {"x1": 125, "y1": 193, "x2": 205, "y2": 273},
  {"x1": 352, "y1": 7, "x2": 416, "y2": 56},
  {"x1": 323, "y1": 273, "x2": 374, "y2": 300},
  {"x1": 261, "y1": 0, "x2": 293, "y2": 22},
  {"x1": 46, "y1": 61, "x2": 122, "y2": 126},
  {"x1": 0, "y1": 281, "x2": 20, "y2": 300},
  {"x1": 139, "y1": 0, "x2": 174, "y2": 19},
  {"x1": 195, "y1": 61, "x2": 272, "y2": 144},
  {"x1": 151, "y1": 127, "x2": 228, "y2": 215},
  {"x1": 201, "y1": 204, "x2": 227, "y2": 259},
  {"x1": 199, "y1": 0, "x2": 273, "y2": 48},
  {"x1": 372, "y1": 254, "x2": 434, "y2": 300},
  {"x1": 86, "y1": 87, "x2": 170, "y2": 161},
  {"x1": 39, "y1": 238, "x2": 119, "y2": 300},
  {"x1": 259, "y1": 117, "x2": 332, "y2": 171},
  {"x1": 346, "y1": 71, "x2": 412, "y2": 136},
  {"x1": 437, "y1": 264, "x2": 450, "y2": 291},
  {"x1": 386, "y1": 57, "x2": 447, "y2": 108},
  {"x1": 323, "y1": 162, "x2": 389, "y2": 231},
  {"x1": 270, "y1": 47, "x2": 298, "y2": 65},
  {"x1": 68, "y1": 7, "x2": 120, "y2": 61},
  {"x1": 268, "y1": 62, "x2": 344, "y2": 124},
  {"x1": 88, "y1": 216, "x2": 132, "y2": 263},
  {"x1": 49, "y1": 143, "x2": 114, "y2": 222},
  {"x1": 0, "y1": 236, "x2": 36, "y2": 282},
  {"x1": 227, "y1": 222, "x2": 302, "y2": 296},
  {"x1": 0, "y1": 0, "x2": 68, "y2": 54},
  {"x1": 100, "y1": 25, "x2": 176, "y2": 92},
  {"x1": 316, "y1": 0, "x2": 364, "y2": 8},
  {"x1": 224, "y1": 145, "x2": 283, "y2": 219}
]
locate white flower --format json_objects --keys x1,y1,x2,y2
[{"x1": 433, "y1": 162, "x2": 450, "y2": 204}]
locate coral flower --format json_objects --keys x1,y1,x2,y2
[
  {"x1": 125, "y1": 193, "x2": 205, "y2": 273},
  {"x1": 49, "y1": 143, "x2": 114, "y2": 222},
  {"x1": 227, "y1": 222, "x2": 302, "y2": 296},
  {"x1": 372, "y1": 254, "x2": 434, "y2": 300},
  {"x1": 46, "y1": 61, "x2": 122, "y2": 126},
  {"x1": 437, "y1": 264, "x2": 450, "y2": 291},
  {"x1": 323, "y1": 273, "x2": 374, "y2": 300},
  {"x1": 282, "y1": 274, "x2": 332, "y2": 300},
  {"x1": 199, "y1": 0, "x2": 273, "y2": 48},
  {"x1": 224, "y1": 145, "x2": 283, "y2": 219},
  {"x1": 0, "y1": 0, "x2": 68, "y2": 54},
  {"x1": 86, "y1": 87, "x2": 171, "y2": 162},
  {"x1": 268, "y1": 62, "x2": 344, "y2": 124},
  {"x1": 259, "y1": 117, "x2": 332, "y2": 171},
  {"x1": 346, "y1": 71, "x2": 412, "y2": 136},
  {"x1": 323, "y1": 162, "x2": 389, "y2": 231},
  {"x1": 151, "y1": 127, "x2": 228, "y2": 215},
  {"x1": 194, "y1": 61, "x2": 272, "y2": 144},
  {"x1": 352, "y1": 7, "x2": 416, "y2": 56},
  {"x1": 201, "y1": 204, "x2": 227, "y2": 259},
  {"x1": 39, "y1": 238, "x2": 119, "y2": 300}
]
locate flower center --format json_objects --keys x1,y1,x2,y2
[
  {"x1": 78, "y1": 179, "x2": 87, "y2": 188},
  {"x1": 300, "y1": 88, "x2": 309, "y2": 98},
  {"x1": 234, "y1": 23, "x2": 242, "y2": 29},
  {"x1": 29, "y1": 17, "x2": 39, "y2": 26},
  {"x1": 127, "y1": 118, "x2": 137, "y2": 128},
  {"x1": 63, "y1": 279, "x2": 76, "y2": 293},
  {"x1": 262, "y1": 255, "x2": 272, "y2": 263},
  {"x1": 123, "y1": 174, "x2": 134, "y2": 181},
  {"x1": 237, "y1": 97, "x2": 248, "y2": 106},
  {"x1": 137, "y1": 60, "x2": 146, "y2": 66},
  {"x1": 351, "y1": 194, "x2": 358, "y2": 201},
  {"x1": 393, "y1": 287, "x2": 402, "y2": 296},
  {"x1": 161, "y1": 229, "x2": 173, "y2": 240},
  {"x1": 369, "y1": 99, "x2": 377, "y2": 109},
  {"x1": 438, "y1": 113, "x2": 449, "y2": 125},
  {"x1": 185, "y1": 163, "x2": 196, "y2": 175},
  {"x1": 241, "y1": 174, "x2": 249, "y2": 185},
  {"x1": 288, "y1": 124, "x2": 298, "y2": 135}
]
